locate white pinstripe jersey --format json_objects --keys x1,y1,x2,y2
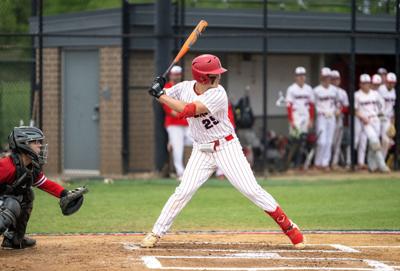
[
  {"x1": 313, "y1": 84, "x2": 338, "y2": 115},
  {"x1": 378, "y1": 84, "x2": 396, "y2": 118},
  {"x1": 165, "y1": 80, "x2": 235, "y2": 144},
  {"x1": 285, "y1": 83, "x2": 314, "y2": 116},
  {"x1": 354, "y1": 89, "x2": 382, "y2": 118}
]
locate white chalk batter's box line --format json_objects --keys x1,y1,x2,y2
[
  {"x1": 131, "y1": 243, "x2": 400, "y2": 271},
  {"x1": 140, "y1": 254, "x2": 396, "y2": 271},
  {"x1": 123, "y1": 244, "x2": 362, "y2": 254}
]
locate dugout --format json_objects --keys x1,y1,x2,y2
[{"x1": 29, "y1": 2, "x2": 400, "y2": 175}]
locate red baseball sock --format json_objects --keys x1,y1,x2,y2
[{"x1": 265, "y1": 206, "x2": 292, "y2": 232}]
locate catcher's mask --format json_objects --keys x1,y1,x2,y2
[{"x1": 8, "y1": 126, "x2": 48, "y2": 166}]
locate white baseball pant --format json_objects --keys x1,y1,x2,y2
[
  {"x1": 357, "y1": 132, "x2": 368, "y2": 166},
  {"x1": 362, "y1": 118, "x2": 386, "y2": 171},
  {"x1": 315, "y1": 115, "x2": 336, "y2": 167},
  {"x1": 166, "y1": 125, "x2": 192, "y2": 177},
  {"x1": 380, "y1": 118, "x2": 393, "y2": 159},
  {"x1": 331, "y1": 118, "x2": 343, "y2": 166},
  {"x1": 291, "y1": 113, "x2": 310, "y2": 135},
  {"x1": 152, "y1": 138, "x2": 278, "y2": 237}
]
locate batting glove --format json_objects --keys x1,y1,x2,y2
[{"x1": 148, "y1": 76, "x2": 166, "y2": 98}]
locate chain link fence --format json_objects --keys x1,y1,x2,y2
[{"x1": 0, "y1": 1, "x2": 33, "y2": 154}]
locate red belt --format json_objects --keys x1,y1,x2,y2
[{"x1": 213, "y1": 134, "x2": 234, "y2": 150}]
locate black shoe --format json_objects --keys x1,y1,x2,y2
[{"x1": 1, "y1": 236, "x2": 36, "y2": 249}]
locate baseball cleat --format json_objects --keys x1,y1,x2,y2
[
  {"x1": 1, "y1": 236, "x2": 36, "y2": 249},
  {"x1": 284, "y1": 222, "x2": 306, "y2": 249},
  {"x1": 140, "y1": 232, "x2": 160, "y2": 248}
]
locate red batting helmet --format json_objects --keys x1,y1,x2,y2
[{"x1": 191, "y1": 54, "x2": 227, "y2": 84}]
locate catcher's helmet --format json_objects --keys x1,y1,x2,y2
[
  {"x1": 8, "y1": 126, "x2": 48, "y2": 165},
  {"x1": 191, "y1": 54, "x2": 227, "y2": 84}
]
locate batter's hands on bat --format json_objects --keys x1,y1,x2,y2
[{"x1": 149, "y1": 76, "x2": 166, "y2": 98}]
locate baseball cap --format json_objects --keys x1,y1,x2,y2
[
  {"x1": 386, "y1": 72, "x2": 397, "y2": 83},
  {"x1": 377, "y1": 67, "x2": 388, "y2": 75},
  {"x1": 371, "y1": 74, "x2": 382, "y2": 85},
  {"x1": 320, "y1": 67, "x2": 331, "y2": 77},
  {"x1": 359, "y1": 74, "x2": 371, "y2": 83},
  {"x1": 170, "y1": 65, "x2": 182, "y2": 74},
  {"x1": 294, "y1": 66, "x2": 306, "y2": 75},
  {"x1": 330, "y1": 70, "x2": 340, "y2": 78}
]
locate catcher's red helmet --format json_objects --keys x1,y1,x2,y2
[{"x1": 191, "y1": 54, "x2": 227, "y2": 84}]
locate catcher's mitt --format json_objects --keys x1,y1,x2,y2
[
  {"x1": 387, "y1": 123, "x2": 396, "y2": 138},
  {"x1": 59, "y1": 186, "x2": 88, "y2": 216}
]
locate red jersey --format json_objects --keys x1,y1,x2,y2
[
  {"x1": 0, "y1": 156, "x2": 65, "y2": 198},
  {"x1": 163, "y1": 81, "x2": 188, "y2": 127}
]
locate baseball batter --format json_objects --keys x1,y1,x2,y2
[
  {"x1": 330, "y1": 70, "x2": 350, "y2": 168},
  {"x1": 285, "y1": 66, "x2": 315, "y2": 137},
  {"x1": 378, "y1": 72, "x2": 397, "y2": 159},
  {"x1": 313, "y1": 67, "x2": 338, "y2": 169},
  {"x1": 142, "y1": 54, "x2": 305, "y2": 248},
  {"x1": 355, "y1": 74, "x2": 389, "y2": 172}
]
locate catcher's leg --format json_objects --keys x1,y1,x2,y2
[
  {"x1": 0, "y1": 196, "x2": 21, "y2": 235},
  {"x1": 215, "y1": 140, "x2": 305, "y2": 248},
  {"x1": 142, "y1": 148, "x2": 215, "y2": 248},
  {"x1": 2, "y1": 189, "x2": 36, "y2": 249}
]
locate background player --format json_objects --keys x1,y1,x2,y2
[
  {"x1": 285, "y1": 66, "x2": 315, "y2": 137},
  {"x1": 313, "y1": 67, "x2": 338, "y2": 170},
  {"x1": 285, "y1": 66, "x2": 315, "y2": 168},
  {"x1": 355, "y1": 74, "x2": 389, "y2": 172},
  {"x1": 378, "y1": 72, "x2": 397, "y2": 160},
  {"x1": 330, "y1": 70, "x2": 350, "y2": 169},
  {"x1": 142, "y1": 54, "x2": 305, "y2": 249},
  {"x1": 162, "y1": 66, "x2": 192, "y2": 180},
  {"x1": 0, "y1": 126, "x2": 88, "y2": 249}
]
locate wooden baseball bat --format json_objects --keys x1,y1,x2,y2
[{"x1": 162, "y1": 20, "x2": 208, "y2": 78}]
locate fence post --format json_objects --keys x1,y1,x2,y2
[
  {"x1": 349, "y1": 0, "x2": 356, "y2": 170},
  {"x1": 121, "y1": 0, "x2": 130, "y2": 173},
  {"x1": 153, "y1": 0, "x2": 172, "y2": 174}
]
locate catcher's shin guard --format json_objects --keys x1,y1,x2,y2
[
  {"x1": 0, "y1": 197, "x2": 21, "y2": 235},
  {"x1": 266, "y1": 206, "x2": 305, "y2": 248}
]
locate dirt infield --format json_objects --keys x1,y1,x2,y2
[{"x1": 1, "y1": 232, "x2": 400, "y2": 271}]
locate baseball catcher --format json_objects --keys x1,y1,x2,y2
[{"x1": 0, "y1": 126, "x2": 88, "y2": 249}]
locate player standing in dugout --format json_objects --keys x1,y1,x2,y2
[
  {"x1": 141, "y1": 54, "x2": 305, "y2": 249},
  {"x1": 0, "y1": 126, "x2": 88, "y2": 249}
]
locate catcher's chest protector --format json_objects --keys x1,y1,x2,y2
[{"x1": 10, "y1": 153, "x2": 39, "y2": 196}]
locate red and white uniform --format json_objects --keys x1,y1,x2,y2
[
  {"x1": 313, "y1": 84, "x2": 338, "y2": 167},
  {"x1": 378, "y1": 84, "x2": 396, "y2": 158},
  {"x1": 0, "y1": 156, "x2": 65, "y2": 198},
  {"x1": 152, "y1": 80, "x2": 279, "y2": 236},
  {"x1": 163, "y1": 82, "x2": 192, "y2": 178},
  {"x1": 354, "y1": 90, "x2": 382, "y2": 166},
  {"x1": 285, "y1": 83, "x2": 314, "y2": 134},
  {"x1": 331, "y1": 87, "x2": 349, "y2": 166}
]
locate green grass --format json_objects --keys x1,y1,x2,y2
[{"x1": 27, "y1": 177, "x2": 400, "y2": 234}]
